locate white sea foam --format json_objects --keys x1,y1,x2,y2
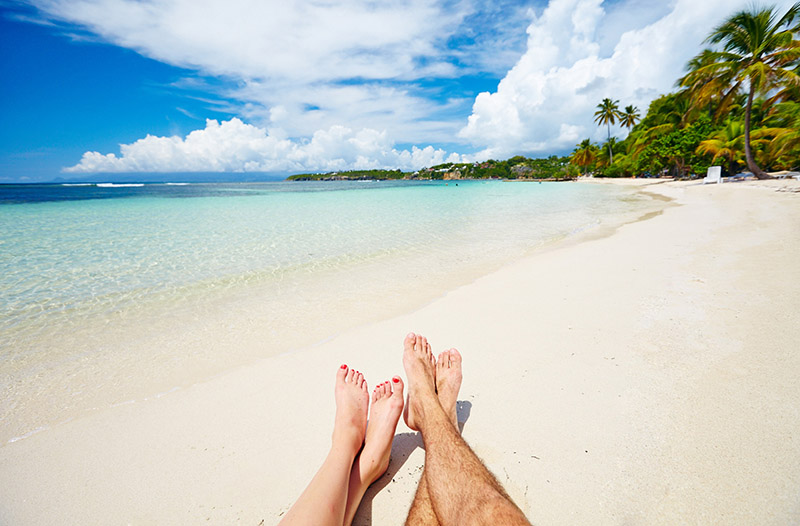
[
  {"x1": 110, "y1": 399, "x2": 136, "y2": 407},
  {"x1": 61, "y1": 183, "x2": 94, "y2": 186},
  {"x1": 96, "y1": 183, "x2": 145, "y2": 187},
  {"x1": 154, "y1": 386, "x2": 181, "y2": 398},
  {"x1": 165, "y1": 182, "x2": 190, "y2": 186},
  {"x1": 8, "y1": 426, "x2": 48, "y2": 444}
]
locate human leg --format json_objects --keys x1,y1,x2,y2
[
  {"x1": 342, "y1": 376, "x2": 405, "y2": 526},
  {"x1": 406, "y1": 472, "x2": 438, "y2": 525},
  {"x1": 278, "y1": 365, "x2": 368, "y2": 526},
  {"x1": 403, "y1": 334, "x2": 530, "y2": 526},
  {"x1": 405, "y1": 346, "x2": 463, "y2": 526}
]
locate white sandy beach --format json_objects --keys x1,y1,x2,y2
[{"x1": 1, "y1": 178, "x2": 799, "y2": 525}]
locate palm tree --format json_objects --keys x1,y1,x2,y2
[
  {"x1": 679, "y1": 49, "x2": 739, "y2": 121},
  {"x1": 620, "y1": 105, "x2": 641, "y2": 131},
  {"x1": 681, "y1": 3, "x2": 800, "y2": 179},
  {"x1": 627, "y1": 93, "x2": 691, "y2": 160},
  {"x1": 594, "y1": 98, "x2": 621, "y2": 164},
  {"x1": 760, "y1": 99, "x2": 800, "y2": 168},
  {"x1": 570, "y1": 139, "x2": 598, "y2": 175},
  {"x1": 696, "y1": 119, "x2": 746, "y2": 175},
  {"x1": 597, "y1": 137, "x2": 620, "y2": 169}
]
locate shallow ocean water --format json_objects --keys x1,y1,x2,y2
[{"x1": 0, "y1": 179, "x2": 657, "y2": 443}]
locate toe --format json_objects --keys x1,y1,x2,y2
[
  {"x1": 437, "y1": 352, "x2": 447, "y2": 371},
  {"x1": 450, "y1": 348, "x2": 462, "y2": 365},
  {"x1": 391, "y1": 376, "x2": 404, "y2": 400},
  {"x1": 404, "y1": 332, "x2": 416, "y2": 353},
  {"x1": 337, "y1": 364, "x2": 349, "y2": 384},
  {"x1": 347, "y1": 368, "x2": 356, "y2": 383}
]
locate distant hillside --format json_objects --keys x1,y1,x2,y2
[
  {"x1": 287, "y1": 169, "x2": 407, "y2": 181},
  {"x1": 286, "y1": 155, "x2": 574, "y2": 181}
]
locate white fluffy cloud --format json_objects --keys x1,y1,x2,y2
[
  {"x1": 34, "y1": 0, "x2": 461, "y2": 81},
  {"x1": 30, "y1": 0, "x2": 484, "y2": 144},
  {"x1": 30, "y1": 0, "x2": 800, "y2": 172},
  {"x1": 64, "y1": 118, "x2": 461, "y2": 173},
  {"x1": 459, "y1": 0, "x2": 799, "y2": 159}
]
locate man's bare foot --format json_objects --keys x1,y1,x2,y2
[
  {"x1": 436, "y1": 348, "x2": 462, "y2": 429},
  {"x1": 355, "y1": 377, "x2": 405, "y2": 484},
  {"x1": 333, "y1": 365, "x2": 369, "y2": 455},
  {"x1": 402, "y1": 333, "x2": 437, "y2": 431}
]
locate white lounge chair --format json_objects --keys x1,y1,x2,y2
[{"x1": 703, "y1": 166, "x2": 722, "y2": 184}]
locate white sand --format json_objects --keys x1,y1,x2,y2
[{"x1": 1, "y1": 178, "x2": 798, "y2": 525}]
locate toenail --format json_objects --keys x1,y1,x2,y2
[
  {"x1": 392, "y1": 377, "x2": 400, "y2": 383},
  {"x1": 340, "y1": 364, "x2": 347, "y2": 369}
]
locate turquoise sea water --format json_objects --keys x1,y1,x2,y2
[{"x1": 0, "y1": 180, "x2": 657, "y2": 443}]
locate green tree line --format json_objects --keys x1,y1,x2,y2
[
  {"x1": 288, "y1": 156, "x2": 574, "y2": 181},
  {"x1": 571, "y1": 3, "x2": 800, "y2": 179}
]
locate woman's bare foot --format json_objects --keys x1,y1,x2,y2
[
  {"x1": 342, "y1": 376, "x2": 405, "y2": 525},
  {"x1": 359, "y1": 377, "x2": 405, "y2": 483},
  {"x1": 436, "y1": 348, "x2": 462, "y2": 429},
  {"x1": 333, "y1": 365, "x2": 369, "y2": 455},
  {"x1": 402, "y1": 333, "x2": 437, "y2": 431}
]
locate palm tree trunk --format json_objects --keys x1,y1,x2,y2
[
  {"x1": 745, "y1": 85, "x2": 770, "y2": 179},
  {"x1": 606, "y1": 123, "x2": 613, "y2": 165}
]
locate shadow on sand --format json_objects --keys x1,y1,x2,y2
[{"x1": 353, "y1": 400, "x2": 472, "y2": 525}]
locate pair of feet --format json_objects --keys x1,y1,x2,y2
[{"x1": 333, "y1": 333, "x2": 463, "y2": 487}]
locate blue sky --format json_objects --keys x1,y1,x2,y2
[
  {"x1": 1, "y1": 9, "x2": 233, "y2": 180},
  {"x1": 1, "y1": 0, "x2": 793, "y2": 182}
]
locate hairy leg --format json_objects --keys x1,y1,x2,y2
[
  {"x1": 405, "y1": 345, "x2": 463, "y2": 526},
  {"x1": 279, "y1": 365, "x2": 368, "y2": 526},
  {"x1": 403, "y1": 334, "x2": 530, "y2": 526},
  {"x1": 342, "y1": 376, "x2": 405, "y2": 526},
  {"x1": 406, "y1": 474, "x2": 438, "y2": 526}
]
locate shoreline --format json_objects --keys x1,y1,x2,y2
[
  {"x1": 1, "y1": 178, "x2": 799, "y2": 524},
  {"x1": 1, "y1": 181, "x2": 660, "y2": 446}
]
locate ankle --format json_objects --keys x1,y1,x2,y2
[
  {"x1": 332, "y1": 430, "x2": 363, "y2": 457},
  {"x1": 363, "y1": 455, "x2": 390, "y2": 485}
]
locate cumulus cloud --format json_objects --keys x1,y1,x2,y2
[
  {"x1": 27, "y1": 0, "x2": 528, "y2": 167},
  {"x1": 64, "y1": 118, "x2": 460, "y2": 173},
  {"x1": 32, "y1": 0, "x2": 459, "y2": 81},
  {"x1": 29, "y1": 0, "x2": 799, "y2": 172},
  {"x1": 459, "y1": 0, "x2": 799, "y2": 159}
]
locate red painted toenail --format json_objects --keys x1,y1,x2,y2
[
  {"x1": 340, "y1": 364, "x2": 347, "y2": 369},
  {"x1": 393, "y1": 377, "x2": 399, "y2": 383}
]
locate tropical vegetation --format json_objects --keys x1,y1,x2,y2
[
  {"x1": 287, "y1": 155, "x2": 573, "y2": 181},
  {"x1": 570, "y1": 2, "x2": 800, "y2": 179}
]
